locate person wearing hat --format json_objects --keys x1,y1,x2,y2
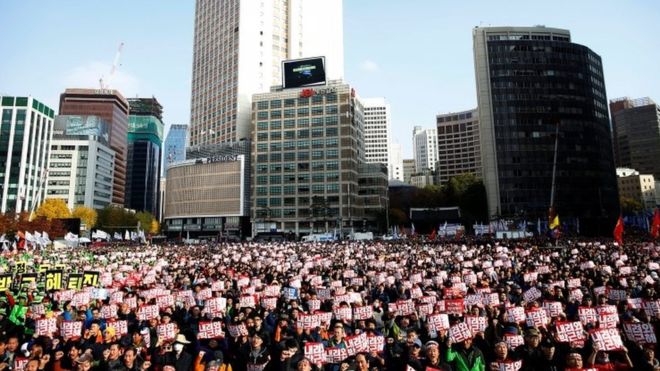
[
  {"x1": 404, "y1": 339, "x2": 424, "y2": 371},
  {"x1": 489, "y1": 340, "x2": 516, "y2": 366},
  {"x1": 513, "y1": 328, "x2": 544, "y2": 371},
  {"x1": 564, "y1": 350, "x2": 586, "y2": 371},
  {"x1": 157, "y1": 334, "x2": 193, "y2": 371},
  {"x1": 420, "y1": 341, "x2": 451, "y2": 371}
]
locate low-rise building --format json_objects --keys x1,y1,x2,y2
[{"x1": 617, "y1": 168, "x2": 656, "y2": 210}]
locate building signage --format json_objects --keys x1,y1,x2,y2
[{"x1": 299, "y1": 87, "x2": 337, "y2": 98}]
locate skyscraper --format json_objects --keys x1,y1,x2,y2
[
  {"x1": 189, "y1": 0, "x2": 344, "y2": 147},
  {"x1": 126, "y1": 98, "x2": 164, "y2": 215},
  {"x1": 473, "y1": 26, "x2": 618, "y2": 231},
  {"x1": 59, "y1": 89, "x2": 129, "y2": 205},
  {"x1": 362, "y1": 98, "x2": 392, "y2": 171},
  {"x1": 412, "y1": 126, "x2": 438, "y2": 173},
  {"x1": 610, "y1": 97, "x2": 660, "y2": 179},
  {"x1": 162, "y1": 124, "x2": 188, "y2": 177},
  {"x1": 0, "y1": 96, "x2": 54, "y2": 213},
  {"x1": 436, "y1": 108, "x2": 481, "y2": 183}
]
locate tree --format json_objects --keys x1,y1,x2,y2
[
  {"x1": 97, "y1": 205, "x2": 138, "y2": 233},
  {"x1": 135, "y1": 211, "x2": 155, "y2": 231},
  {"x1": 14, "y1": 212, "x2": 67, "y2": 238},
  {"x1": 620, "y1": 196, "x2": 643, "y2": 214},
  {"x1": 72, "y1": 206, "x2": 98, "y2": 230},
  {"x1": 389, "y1": 208, "x2": 407, "y2": 226},
  {"x1": 447, "y1": 173, "x2": 479, "y2": 204},
  {"x1": 459, "y1": 181, "x2": 489, "y2": 224},
  {"x1": 150, "y1": 219, "x2": 160, "y2": 234},
  {"x1": 35, "y1": 198, "x2": 71, "y2": 220}
]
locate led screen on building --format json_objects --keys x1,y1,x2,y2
[{"x1": 282, "y1": 57, "x2": 326, "y2": 89}]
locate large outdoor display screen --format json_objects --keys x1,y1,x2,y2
[{"x1": 282, "y1": 57, "x2": 326, "y2": 89}]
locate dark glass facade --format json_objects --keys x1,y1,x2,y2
[
  {"x1": 480, "y1": 31, "x2": 618, "y2": 233},
  {"x1": 126, "y1": 139, "x2": 161, "y2": 215},
  {"x1": 610, "y1": 98, "x2": 660, "y2": 179}
]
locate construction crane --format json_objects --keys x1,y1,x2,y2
[{"x1": 99, "y1": 42, "x2": 124, "y2": 90}]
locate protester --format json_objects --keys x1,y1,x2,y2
[{"x1": 0, "y1": 237, "x2": 659, "y2": 371}]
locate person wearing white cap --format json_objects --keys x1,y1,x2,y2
[
  {"x1": 421, "y1": 341, "x2": 451, "y2": 371},
  {"x1": 159, "y1": 334, "x2": 194, "y2": 371}
]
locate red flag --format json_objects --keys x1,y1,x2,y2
[
  {"x1": 651, "y1": 208, "x2": 660, "y2": 239},
  {"x1": 17, "y1": 231, "x2": 26, "y2": 249},
  {"x1": 613, "y1": 216, "x2": 624, "y2": 245},
  {"x1": 429, "y1": 229, "x2": 436, "y2": 240}
]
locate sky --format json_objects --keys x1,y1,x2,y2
[{"x1": 1, "y1": 1, "x2": 659, "y2": 158}]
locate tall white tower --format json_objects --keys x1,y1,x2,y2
[
  {"x1": 389, "y1": 142, "x2": 404, "y2": 182},
  {"x1": 362, "y1": 97, "x2": 392, "y2": 171},
  {"x1": 412, "y1": 126, "x2": 438, "y2": 173},
  {"x1": 190, "y1": 0, "x2": 344, "y2": 147}
]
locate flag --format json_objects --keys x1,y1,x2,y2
[
  {"x1": 17, "y1": 231, "x2": 26, "y2": 249},
  {"x1": 96, "y1": 230, "x2": 109, "y2": 240},
  {"x1": 613, "y1": 215, "x2": 624, "y2": 245},
  {"x1": 651, "y1": 208, "x2": 660, "y2": 239},
  {"x1": 549, "y1": 215, "x2": 560, "y2": 230},
  {"x1": 430, "y1": 228, "x2": 436, "y2": 240},
  {"x1": 411, "y1": 223, "x2": 416, "y2": 236}
]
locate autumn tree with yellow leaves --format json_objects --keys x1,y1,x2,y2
[
  {"x1": 35, "y1": 198, "x2": 71, "y2": 220},
  {"x1": 72, "y1": 206, "x2": 98, "y2": 230}
]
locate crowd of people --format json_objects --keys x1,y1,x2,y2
[{"x1": 0, "y1": 237, "x2": 659, "y2": 371}]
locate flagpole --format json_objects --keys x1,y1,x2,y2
[
  {"x1": 549, "y1": 121, "x2": 560, "y2": 246},
  {"x1": 549, "y1": 122, "x2": 560, "y2": 209}
]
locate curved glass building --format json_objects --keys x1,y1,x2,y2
[{"x1": 473, "y1": 26, "x2": 618, "y2": 234}]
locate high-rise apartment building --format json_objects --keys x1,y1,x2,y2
[
  {"x1": 59, "y1": 89, "x2": 129, "y2": 205},
  {"x1": 412, "y1": 126, "x2": 438, "y2": 173},
  {"x1": 362, "y1": 98, "x2": 391, "y2": 169},
  {"x1": 163, "y1": 124, "x2": 188, "y2": 177},
  {"x1": 436, "y1": 108, "x2": 481, "y2": 183},
  {"x1": 0, "y1": 96, "x2": 54, "y2": 213},
  {"x1": 610, "y1": 97, "x2": 660, "y2": 179},
  {"x1": 47, "y1": 116, "x2": 115, "y2": 210},
  {"x1": 189, "y1": 0, "x2": 344, "y2": 147},
  {"x1": 126, "y1": 98, "x2": 164, "y2": 215},
  {"x1": 473, "y1": 26, "x2": 618, "y2": 232}
]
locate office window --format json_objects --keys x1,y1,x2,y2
[{"x1": 270, "y1": 186, "x2": 281, "y2": 195}]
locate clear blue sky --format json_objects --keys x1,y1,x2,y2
[{"x1": 1, "y1": 1, "x2": 659, "y2": 157}]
